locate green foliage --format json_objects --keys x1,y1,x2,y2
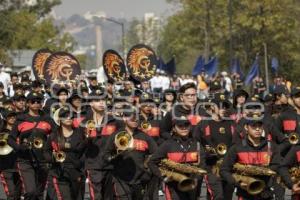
[
  {"x1": 0, "y1": 0, "x2": 76, "y2": 65},
  {"x1": 159, "y1": 0, "x2": 300, "y2": 82}
]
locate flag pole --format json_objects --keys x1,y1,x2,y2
[{"x1": 263, "y1": 43, "x2": 270, "y2": 93}]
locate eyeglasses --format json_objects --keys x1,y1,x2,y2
[{"x1": 183, "y1": 93, "x2": 196, "y2": 98}]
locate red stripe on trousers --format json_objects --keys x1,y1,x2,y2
[
  {"x1": 0, "y1": 172, "x2": 10, "y2": 196},
  {"x1": 87, "y1": 170, "x2": 95, "y2": 200},
  {"x1": 16, "y1": 163, "x2": 25, "y2": 193},
  {"x1": 204, "y1": 175, "x2": 214, "y2": 200},
  {"x1": 164, "y1": 184, "x2": 172, "y2": 200},
  {"x1": 53, "y1": 177, "x2": 63, "y2": 200},
  {"x1": 238, "y1": 197, "x2": 243, "y2": 200}
]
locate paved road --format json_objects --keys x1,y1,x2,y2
[{"x1": 0, "y1": 181, "x2": 292, "y2": 199}]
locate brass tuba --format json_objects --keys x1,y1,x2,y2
[
  {"x1": 54, "y1": 151, "x2": 66, "y2": 163},
  {"x1": 232, "y1": 173, "x2": 265, "y2": 195},
  {"x1": 0, "y1": 134, "x2": 13, "y2": 155},
  {"x1": 289, "y1": 133, "x2": 299, "y2": 145},
  {"x1": 114, "y1": 131, "x2": 134, "y2": 152},
  {"x1": 159, "y1": 167, "x2": 197, "y2": 192},
  {"x1": 33, "y1": 137, "x2": 43, "y2": 149},
  {"x1": 216, "y1": 143, "x2": 227, "y2": 156}
]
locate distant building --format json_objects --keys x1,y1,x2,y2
[
  {"x1": 8, "y1": 50, "x2": 36, "y2": 72},
  {"x1": 84, "y1": 11, "x2": 106, "y2": 21}
]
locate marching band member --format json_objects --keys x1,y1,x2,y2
[
  {"x1": 148, "y1": 116, "x2": 207, "y2": 200},
  {"x1": 103, "y1": 105, "x2": 157, "y2": 200},
  {"x1": 220, "y1": 113, "x2": 281, "y2": 200},
  {"x1": 44, "y1": 106, "x2": 86, "y2": 200},
  {"x1": 8, "y1": 92, "x2": 53, "y2": 200}
]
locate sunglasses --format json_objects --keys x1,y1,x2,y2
[{"x1": 30, "y1": 100, "x2": 42, "y2": 104}]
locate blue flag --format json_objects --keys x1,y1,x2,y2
[
  {"x1": 245, "y1": 56, "x2": 260, "y2": 86},
  {"x1": 192, "y1": 56, "x2": 205, "y2": 76},
  {"x1": 204, "y1": 57, "x2": 218, "y2": 77},
  {"x1": 230, "y1": 58, "x2": 244, "y2": 78},
  {"x1": 157, "y1": 57, "x2": 166, "y2": 70},
  {"x1": 165, "y1": 57, "x2": 176, "y2": 75},
  {"x1": 271, "y1": 57, "x2": 279, "y2": 74}
]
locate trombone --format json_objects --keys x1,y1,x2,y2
[{"x1": 0, "y1": 134, "x2": 13, "y2": 155}]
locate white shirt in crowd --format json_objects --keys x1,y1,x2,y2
[
  {"x1": 0, "y1": 70, "x2": 11, "y2": 95},
  {"x1": 223, "y1": 76, "x2": 232, "y2": 92}
]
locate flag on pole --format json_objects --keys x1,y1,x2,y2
[
  {"x1": 192, "y1": 56, "x2": 205, "y2": 76},
  {"x1": 245, "y1": 56, "x2": 260, "y2": 86},
  {"x1": 164, "y1": 57, "x2": 176, "y2": 75},
  {"x1": 230, "y1": 58, "x2": 244, "y2": 78},
  {"x1": 204, "y1": 57, "x2": 218, "y2": 77}
]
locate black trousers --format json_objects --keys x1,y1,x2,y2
[
  {"x1": 46, "y1": 175, "x2": 83, "y2": 200},
  {"x1": 16, "y1": 161, "x2": 49, "y2": 200},
  {"x1": 204, "y1": 174, "x2": 234, "y2": 200},
  {"x1": 112, "y1": 177, "x2": 147, "y2": 200},
  {"x1": 0, "y1": 170, "x2": 21, "y2": 200},
  {"x1": 163, "y1": 181, "x2": 197, "y2": 200},
  {"x1": 86, "y1": 169, "x2": 113, "y2": 200}
]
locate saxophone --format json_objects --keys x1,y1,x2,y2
[
  {"x1": 159, "y1": 159, "x2": 207, "y2": 192},
  {"x1": 232, "y1": 163, "x2": 276, "y2": 195},
  {"x1": 160, "y1": 159, "x2": 207, "y2": 176}
]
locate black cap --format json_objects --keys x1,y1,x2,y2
[
  {"x1": 122, "y1": 105, "x2": 138, "y2": 117},
  {"x1": 13, "y1": 83, "x2": 23, "y2": 90},
  {"x1": 263, "y1": 93, "x2": 273, "y2": 103},
  {"x1": 139, "y1": 92, "x2": 154, "y2": 104},
  {"x1": 2, "y1": 108, "x2": 16, "y2": 119},
  {"x1": 88, "y1": 89, "x2": 106, "y2": 101},
  {"x1": 173, "y1": 116, "x2": 191, "y2": 127},
  {"x1": 291, "y1": 87, "x2": 300, "y2": 97},
  {"x1": 245, "y1": 112, "x2": 264, "y2": 125},
  {"x1": 31, "y1": 80, "x2": 43, "y2": 88},
  {"x1": 58, "y1": 106, "x2": 72, "y2": 118},
  {"x1": 26, "y1": 92, "x2": 43, "y2": 101},
  {"x1": 209, "y1": 81, "x2": 222, "y2": 91},
  {"x1": 211, "y1": 93, "x2": 231, "y2": 109}
]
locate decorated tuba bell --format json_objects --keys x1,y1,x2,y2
[{"x1": 289, "y1": 133, "x2": 299, "y2": 145}]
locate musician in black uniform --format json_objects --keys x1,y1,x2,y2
[
  {"x1": 161, "y1": 83, "x2": 205, "y2": 140},
  {"x1": 220, "y1": 113, "x2": 282, "y2": 200},
  {"x1": 193, "y1": 93, "x2": 236, "y2": 200},
  {"x1": 44, "y1": 106, "x2": 86, "y2": 200},
  {"x1": 278, "y1": 141, "x2": 300, "y2": 200},
  {"x1": 148, "y1": 116, "x2": 207, "y2": 200},
  {"x1": 8, "y1": 92, "x2": 53, "y2": 200},
  {"x1": 0, "y1": 109, "x2": 21, "y2": 200},
  {"x1": 81, "y1": 89, "x2": 118, "y2": 200},
  {"x1": 103, "y1": 105, "x2": 157, "y2": 200}
]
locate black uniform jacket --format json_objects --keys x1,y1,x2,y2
[{"x1": 103, "y1": 128, "x2": 157, "y2": 185}]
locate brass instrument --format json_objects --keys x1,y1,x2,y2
[
  {"x1": 160, "y1": 159, "x2": 207, "y2": 176},
  {"x1": 159, "y1": 167, "x2": 197, "y2": 192},
  {"x1": 232, "y1": 163, "x2": 276, "y2": 195},
  {"x1": 86, "y1": 120, "x2": 96, "y2": 137},
  {"x1": 289, "y1": 167, "x2": 300, "y2": 183},
  {"x1": 0, "y1": 134, "x2": 13, "y2": 155},
  {"x1": 233, "y1": 163, "x2": 276, "y2": 176},
  {"x1": 54, "y1": 151, "x2": 66, "y2": 163},
  {"x1": 216, "y1": 143, "x2": 227, "y2": 156},
  {"x1": 289, "y1": 133, "x2": 299, "y2": 145},
  {"x1": 141, "y1": 121, "x2": 151, "y2": 130},
  {"x1": 205, "y1": 145, "x2": 217, "y2": 155},
  {"x1": 114, "y1": 131, "x2": 134, "y2": 152},
  {"x1": 33, "y1": 137, "x2": 43, "y2": 149},
  {"x1": 232, "y1": 173, "x2": 265, "y2": 195},
  {"x1": 159, "y1": 159, "x2": 207, "y2": 192}
]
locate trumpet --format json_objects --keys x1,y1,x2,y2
[
  {"x1": 33, "y1": 137, "x2": 43, "y2": 149},
  {"x1": 141, "y1": 121, "x2": 151, "y2": 130},
  {"x1": 86, "y1": 120, "x2": 96, "y2": 137},
  {"x1": 114, "y1": 131, "x2": 134, "y2": 152},
  {"x1": 0, "y1": 134, "x2": 13, "y2": 155},
  {"x1": 232, "y1": 173, "x2": 265, "y2": 195},
  {"x1": 289, "y1": 133, "x2": 299, "y2": 144},
  {"x1": 216, "y1": 143, "x2": 227, "y2": 156},
  {"x1": 54, "y1": 151, "x2": 66, "y2": 163},
  {"x1": 159, "y1": 167, "x2": 197, "y2": 192}
]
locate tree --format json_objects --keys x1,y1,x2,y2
[{"x1": 159, "y1": 0, "x2": 300, "y2": 81}]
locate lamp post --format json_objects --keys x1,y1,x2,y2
[{"x1": 101, "y1": 17, "x2": 125, "y2": 58}]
